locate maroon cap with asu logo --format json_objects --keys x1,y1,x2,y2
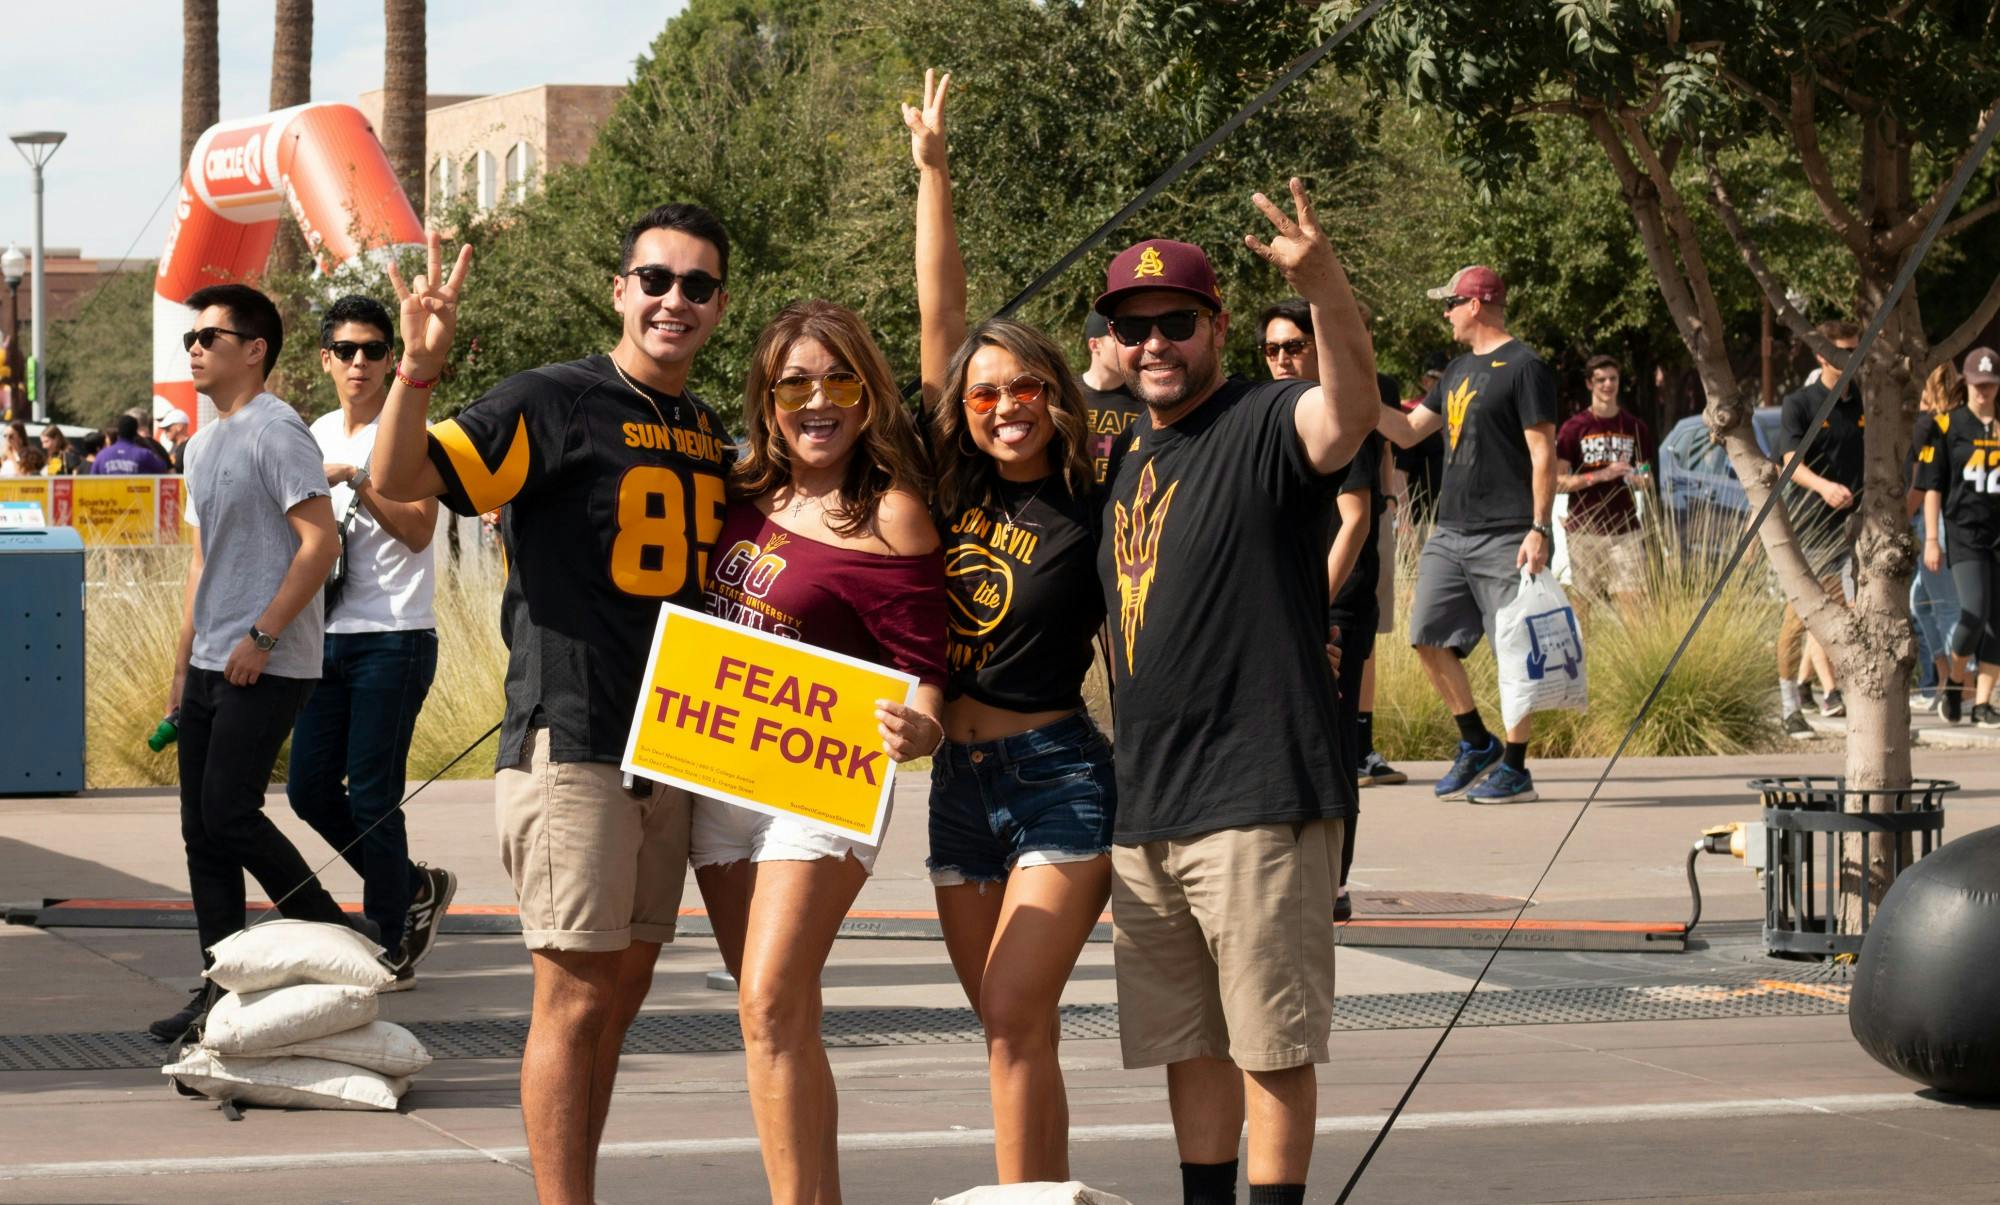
[
  {"x1": 1965, "y1": 347, "x2": 1999, "y2": 386},
  {"x1": 1426, "y1": 265, "x2": 1506, "y2": 304},
  {"x1": 1094, "y1": 239, "x2": 1224, "y2": 316}
]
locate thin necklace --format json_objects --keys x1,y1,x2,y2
[
  {"x1": 609, "y1": 353, "x2": 683, "y2": 427},
  {"x1": 995, "y1": 475, "x2": 1048, "y2": 529}
]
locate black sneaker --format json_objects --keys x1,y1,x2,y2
[
  {"x1": 1334, "y1": 892, "x2": 1353, "y2": 922},
  {"x1": 1798, "y1": 681, "x2": 1818, "y2": 712},
  {"x1": 1782, "y1": 710, "x2": 1815, "y2": 741},
  {"x1": 1820, "y1": 689, "x2": 1846, "y2": 718},
  {"x1": 401, "y1": 863, "x2": 457, "y2": 971},
  {"x1": 1974, "y1": 703, "x2": 2000, "y2": 729},
  {"x1": 147, "y1": 982, "x2": 219, "y2": 1044},
  {"x1": 1357, "y1": 751, "x2": 1408, "y2": 787},
  {"x1": 1942, "y1": 687, "x2": 1964, "y2": 724},
  {"x1": 379, "y1": 948, "x2": 417, "y2": 993}
]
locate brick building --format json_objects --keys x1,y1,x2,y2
[{"x1": 356, "y1": 84, "x2": 625, "y2": 218}]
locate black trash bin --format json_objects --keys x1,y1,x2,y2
[{"x1": 1747, "y1": 776, "x2": 1955, "y2": 958}]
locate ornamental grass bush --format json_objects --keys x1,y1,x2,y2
[
  {"x1": 84, "y1": 531, "x2": 509, "y2": 789},
  {"x1": 1372, "y1": 505, "x2": 1785, "y2": 762}
]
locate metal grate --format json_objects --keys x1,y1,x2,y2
[{"x1": 0, "y1": 981, "x2": 1847, "y2": 1073}]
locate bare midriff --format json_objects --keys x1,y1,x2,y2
[{"x1": 943, "y1": 696, "x2": 1080, "y2": 745}]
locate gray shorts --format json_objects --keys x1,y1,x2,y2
[{"x1": 1409, "y1": 527, "x2": 1525, "y2": 654}]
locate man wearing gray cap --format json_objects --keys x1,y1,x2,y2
[{"x1": 1377, "y1": 265, "x2": 1558, "y2": 804}]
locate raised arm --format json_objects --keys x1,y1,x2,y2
[
  {"x1": 1245, "y1": 177, "x2": 1378, "y2": 475},
  {"x1": 904, "y1": 69, "x2": 966, "y2": 409},
  {"x1": 376, "y1": 231, "x2": 474, "y2": 502}
]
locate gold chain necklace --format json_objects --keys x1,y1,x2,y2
[{"x1": 609, "y1": 353, "x2": 683, "y2": 428}]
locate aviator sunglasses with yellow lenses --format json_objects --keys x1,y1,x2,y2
[
  {"x1": 772, "y1": 370, "x2": 865, "y2": 411},
  {"x1": 964, "y1": 374, "x2": 1048, "y2": 414}
]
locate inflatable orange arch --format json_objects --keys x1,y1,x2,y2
[{"x1": 154, "y1": 103, "x2": 424, "y2": 429}]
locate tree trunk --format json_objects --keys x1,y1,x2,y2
[
  {"x1": 181, "y1": 0, "x2": 219, "y2": 170},
  {"x1": 382, "y1": 0, "x2": 428, "y2": 215},
  {"x1": 266, "y1": 0, "x2": 314, "y2": 278}
]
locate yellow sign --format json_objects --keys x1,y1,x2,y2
[
  {"x1": 70, "y1": 477, "x2": 159, "y2": 546},
  {"x1": 621, "y1": 603, "x2": 914, "y2": 845},
  {"x1": 0, "y1": 477, "x2": 50, "y2": 511}
]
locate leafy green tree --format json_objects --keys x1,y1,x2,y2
[
  {"x1": 1119, "y1": 0, "x2": 2000, "y2": 915},
  {"x1": 44, "y1": 268, "x2": 157, "y2": 426}
]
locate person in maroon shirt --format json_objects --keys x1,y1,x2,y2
[
  {"x1": 907, "y1": 70, "x2": 1118, "y2": 1185},
  {"x1": 1555, "y1": 354, "x2": 1657, "y2": 609},
  {"x1": 691, "y1": 298, "x2": 947, "y2": 1204}
]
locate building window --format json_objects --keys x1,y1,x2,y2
[
  {"x1": 429, "y1": 156, "x2": 454, "y2": 213},
  {"x1": 466, "y1": 151, "x2": 497, "y2": 211},
  {"x1": 504, "y1": 140, "x2": 537, "y2": 204}
]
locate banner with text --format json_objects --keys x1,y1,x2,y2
[
  {"x1": 0, "y1": 476, "x2": 188, "y2": 546},
  {"x1": 621, "y1": 603, "x2": 914, "y2": 846}
]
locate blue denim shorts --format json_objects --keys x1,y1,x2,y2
[{"x1": 927, "y1": 712, "x2": 1116, "y2": 886}]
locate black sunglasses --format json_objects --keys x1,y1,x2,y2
[
  {"x1": 325, "y1": 340, "x2": 390, "y2": 363},
  {"x1": 1261, "y1": 339, "x2": 1309, "y2": 358},
  {"x1": 1441, "y1": 295, "x2": 1474, "y2": 313},
  {"x1": 1109, "y1": 309, "x2": 1203, "y2": 347},
  {"x1": 183, "y1": 326, "x2": 254, "y2": 351},
  {"x1": 622, "y1": 265, "x2": 723, "y2": 304}
]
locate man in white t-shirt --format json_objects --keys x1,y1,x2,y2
[{"x1": 286, "y1": 295, "x2": 456, "y2": 990}]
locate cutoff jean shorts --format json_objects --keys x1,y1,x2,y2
[{"x1": 927, "y1": 712, "x2": 1116, "y2": 886}]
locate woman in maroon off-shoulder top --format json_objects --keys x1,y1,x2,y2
[{"x1": 690, "y1": 299, "x2": 946, "y2": 1203}]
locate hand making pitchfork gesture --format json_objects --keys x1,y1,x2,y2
[{"x1": 387, "y1": 230, "x2": 475, "y2": 380}]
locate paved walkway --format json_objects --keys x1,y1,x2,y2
[{"x1": 2, "y1": 746, "x2": 1996, "y2": 1203}]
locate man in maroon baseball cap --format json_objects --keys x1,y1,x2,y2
[
  {"x1": 1094, "y1": 180, "x2": 1379, "y2": 1205},
  {"x1": 1378, "y1": 259, "x2": 1561, "y2": 806}
]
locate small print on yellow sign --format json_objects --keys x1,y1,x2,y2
[{"x1": 621, "y1": 603, "x2": 915, "y2": 846}]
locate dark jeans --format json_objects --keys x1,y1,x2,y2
[
  {"x1": 1332, "y1": 613, "x2": 1376, "y2": 888},
  {"x1": 286, "y1": 629, "x2": 438, "y2": 953},
  {"x1": 178, "y1": 666, "x2": 349, "y2": 961}
]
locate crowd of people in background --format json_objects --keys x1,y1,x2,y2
[{"x1": 0, "y1": 404, "x2": 192, "y2": 478}]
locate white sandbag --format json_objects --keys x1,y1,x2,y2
[
  {"x1": 202, "y1": 983, "x2": 379, "y2": 1054},
  {"x1": 1494, "y1": 569, "x2": 1588, "y2": 731},
  {"x1": 245, "y1": 1019, "x2": 431, "y2": 1077},
  {"x1": 164, "y1": 1048, "x2": 408, "y2": 1111},
  {"x1": 204, "y1": 918, "x2": 391, "y2": 993},
  {"x1": 933, "y1": 1184, "x2": 1134, "y2": 1205}
]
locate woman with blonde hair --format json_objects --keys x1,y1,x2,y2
[
  {"x1": 906, "y1": 69, "x2": 1117, "y2": 1184},
  {"x1": 1909, "y1": 360, "x2": 1966, "y2": 717},
  {"x1": 692, "y1": 297, "x2": 947, "y2": 1204}
]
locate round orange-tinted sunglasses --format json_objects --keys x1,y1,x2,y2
[{"x1": 964, "y1": 374, "x2": 1048, "y2": 414}]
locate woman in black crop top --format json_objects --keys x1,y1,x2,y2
[{"x1": 906, "y1": 69, "x2": 1117, "y2": 1184}]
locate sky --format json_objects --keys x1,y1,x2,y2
[{"x1": 0, "y1": 1, "x2": 686, "y2": 260}]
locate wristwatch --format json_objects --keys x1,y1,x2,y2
[
  {"x1": 350, "y1": 466, "x2": 370, "y2": 490},
  {"x1": 250, "y1": 626, "x2": 279, "y2": 652},
  {"x1": 1531, "y1": 522, "x2": 1554, "y2": 541}
]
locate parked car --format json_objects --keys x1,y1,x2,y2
[{"x1": 1658, "y1": 406, "x2": 1785, "y2": 517}]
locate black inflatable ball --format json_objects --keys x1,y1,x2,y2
[{"x1": 1849, "y1": 822, "x2": 2000, "y2": 1098}]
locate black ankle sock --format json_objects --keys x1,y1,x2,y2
[
  {"x1": 1248, "y1": 1186, "x2": 1306, "y2": 1205},
  {"x1": 1182, "y1": 1159, "x2": 1239, "y2": 1205},
  {"x1": 1358, "y1": 711, "x2": 1375, "y2": 757},
  {"x1": 1454, "y1": 710, "x2": 1491, "y2": 746},
  {"x1": 1503, "y1": 740, "x2": 1528, "y2": 771}
]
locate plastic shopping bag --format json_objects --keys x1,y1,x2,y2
[{"x1": 1495, "y1": 570, "x2": 1587, "y2": 731}]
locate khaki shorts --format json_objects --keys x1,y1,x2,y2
[
  {"x1": 495, "y1": 728, "x2": 693, "y2": 952},
  {"x1": 1110, "y1": 819, "x2": 1342, "y2": 1072},
  {"x1": 1565, "y1": 529, "x2": 1646, "y2": 600}
]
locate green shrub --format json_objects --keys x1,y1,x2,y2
[{"x1": 1374, "y1": 507, "x2": 1784, "y2": 761}]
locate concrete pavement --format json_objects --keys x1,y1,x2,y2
[{"x1": 2, "y1": 745, "x2": 1997, "y2": 1203}]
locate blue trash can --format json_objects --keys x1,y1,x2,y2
[{"x1": 0, "y1": 524, "x2": 85, "y2": 794}]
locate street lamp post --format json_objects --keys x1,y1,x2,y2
[
  {"x1": 1, "y1": 243, "x2": 22, "y2": 418},
  {"x1": 11, "y1": 131, "x2": 66, "y2": 423}
]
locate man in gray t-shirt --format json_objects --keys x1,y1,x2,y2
[{"x1": 151, "y1": 284, "x2": 365, "y2": 1044}]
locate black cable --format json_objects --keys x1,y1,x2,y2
[
  {"x1": 1333, "y1": 98, "x2": 2000, "y2": 1203},
  {"x1": 1685, "y1": 844, "x2": 1703, "y2": 935}
]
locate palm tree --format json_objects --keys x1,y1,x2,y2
[
  {"x1": 181, "y1": 0, "x2": 219, "y2": 171},
  {"x1": 382, "y1": 0, "x2": 427, "y2": 214},
  {"x1": 266, "y1": 0, "x2": 314, "y2": 277}
]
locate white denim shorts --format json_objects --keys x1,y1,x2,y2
[{"x1": 689, "y1": 795, "x2": 886, "y2": 874}]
